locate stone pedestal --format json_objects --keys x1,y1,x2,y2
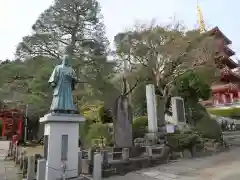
[{"x1": 40, "y1": 113, "x2": 85, "y2": 180}]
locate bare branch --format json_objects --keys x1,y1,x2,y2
[{"x1": 123, "y1": 79, "x2": 139, "y2": 97}]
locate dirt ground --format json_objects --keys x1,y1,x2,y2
[{"x1": 24, "y1": 145, "x2": 43, "y2": 156}]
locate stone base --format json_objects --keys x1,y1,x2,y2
[
  {"x1": 40, "y1": 113, "x2": 85, "y2": 123},
  {"x1": 145, "y1": 132, "x2": 158, "y2": 145},
  {"x1": 40, "y1": 113, "x2": 85, "y2": 180}
]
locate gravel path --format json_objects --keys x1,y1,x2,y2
[
  {"x1": 0, "y1": 159, "x2": 20, "y2": 180},
  {"x1": 104, "y1": 147, "x2": 240, "y2": 180},
  {"x1": 0, "y1": 141, "x2": 20, "y2": 180}
]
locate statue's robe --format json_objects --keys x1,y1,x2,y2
[{"x1": 48, "y1": 64, "x2": 77, "y2": 111}]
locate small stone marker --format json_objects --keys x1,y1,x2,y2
[
  {"x1": 14, "y1": 146, "x2": 19, "y2": 165},
  {"x1": 19, "y1": 155, "x2": 23, "y2": 170},
  {"x1": 182, "y1": 149, "x2": 192, "y2": 159},
  {"x1": 78, "y1": 151, "x2": 82, "y2": 175},
  {"x1": 93, "y1": 153, "x2": 102, "y2": 180},
  {"x1": 81, "y1": 159, "x2": 90, "y2": 174},
  {"x1": 20, "y1": 149, "x2": 26, "y2": 169},
  {"x1": 36, "y1": 159, "x2": 46, "y2": 180},
  {"x1": 106, "y1": 147, "x2": 113, "y2": 161},
  {"x1": 101, "y1": 150, "x2": 108, "y2": 164},
  {"x1": 27, "y1": 155, "x2": 36, "y2": 180},
  {"x1": 12, "y1": 144, "x2": 16, "y2": 161},
  {"x1": 122, "y1": 148, "x2": 129, "y2": 161},
  {"x1": 146, "y1": 146, "x2": 153, "y2": 158},
  {"x1": 88, "y1": 148, "x2": 94, "y2": 164},
  {"x1": 22, "y1": 156, "x2": 28, "y2": 177}
]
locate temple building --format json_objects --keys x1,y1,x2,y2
[{"x1": 196, "y1": 2, "x2": 240, "y2": 115}]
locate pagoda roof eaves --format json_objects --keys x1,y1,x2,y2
[
  {"x1": 225, "y1": 57, "x2": 239, "y2": 69},
  {"x1": 208, "y1": 26, "x2": 232, "y2": 44},
  {"x1": 224, "y1": 45, "x2": 235, "y2": 56},
  {"x1": 221, "y1": 68, "x2": 240, "y2": 81}
]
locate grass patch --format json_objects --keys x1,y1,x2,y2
[{"x1": 207, "y1": 107, "x2": 240, "y2": 117}]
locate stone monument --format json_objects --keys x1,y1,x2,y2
[
  {"x1": 40, "y1": 54, "x2": 85, "y2": 180},
  {"x1": 104, "y1": 80, "x2": 133, "y2": 148},
  {"x1": 146, "y1": 84, "x2": 158, "y2": 140},
  {"x1": 113, "y1": 96, "x2": 133, "y2": 147},
  {"x1": 171, "y1": 96, "x2": 186, "y2": 130}
]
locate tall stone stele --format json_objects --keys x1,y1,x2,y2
[
  {"x1": 146, "y1": 84, "x2": 158, "y2": 140},
  {"x1": 39, "y1": 54, "x2": 85, "y2": 180}
]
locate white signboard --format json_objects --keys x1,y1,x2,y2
[{"x1": 166, "y1": 124, "x2": 175, "y2": 133}]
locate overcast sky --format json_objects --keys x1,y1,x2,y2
[{"x1": 0, "y1": 0, "x2": 239, "y2": 60}]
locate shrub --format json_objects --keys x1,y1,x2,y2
[
  {"x1": 86, "y1": 123, "x2": 113, "y2": 147},
  {"x1": 195, "y1": 113, "x2": 222, "y2": 141},
  {"x1": 167, "y1": 130, "x2": 202, "y2": 151},
  {"x1": 98, "y1": 105, "x2": 113, "y2": 124},
  {"x1": 81, "y1": 103, "x2": 113, "y2": 124},
  {"x1": 133, "y1": 116, "x2": 148, "y2": 138},
  {"x1": 79, "y1": 116, "x2": 94, "y2": 148},
  {"x1": 81, "y1": 104, "x2": 101, "y2": 123}
]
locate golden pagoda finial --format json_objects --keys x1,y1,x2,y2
[{"x1": 197, "y1": 0, "x2": 206, "y2": 33}]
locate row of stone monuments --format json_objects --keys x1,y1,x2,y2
[
  {"x1": 112, "y1": 83, "x2": 187, "y2": 148},
  {"x1": 146, "y1": 84, "x2": 186, "y2": 137},
  {"x1": 36, "y1": 86, "x2": 186, "y2": 180},
  {"x1": 34, "y1": 53, "x2": 187, "y2": 179}
]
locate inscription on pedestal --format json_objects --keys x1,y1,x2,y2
[
  {"x1": 44, "y1": 135, "x2": 49, "y2": 160},
  {"x1": 61, "y1": 134, "x2": 68, "y2": 161}
]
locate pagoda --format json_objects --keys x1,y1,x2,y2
[{"x1": 197, "y1": 2, "x2": 240, "y2": 110}]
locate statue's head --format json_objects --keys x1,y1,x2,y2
[{"x1": 62, "y1": 54, "x2": 70, "y2": 66}]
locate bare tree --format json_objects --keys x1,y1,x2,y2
[{"x1": 114, "y1": 21, "x2": 218, "y2": 113}]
